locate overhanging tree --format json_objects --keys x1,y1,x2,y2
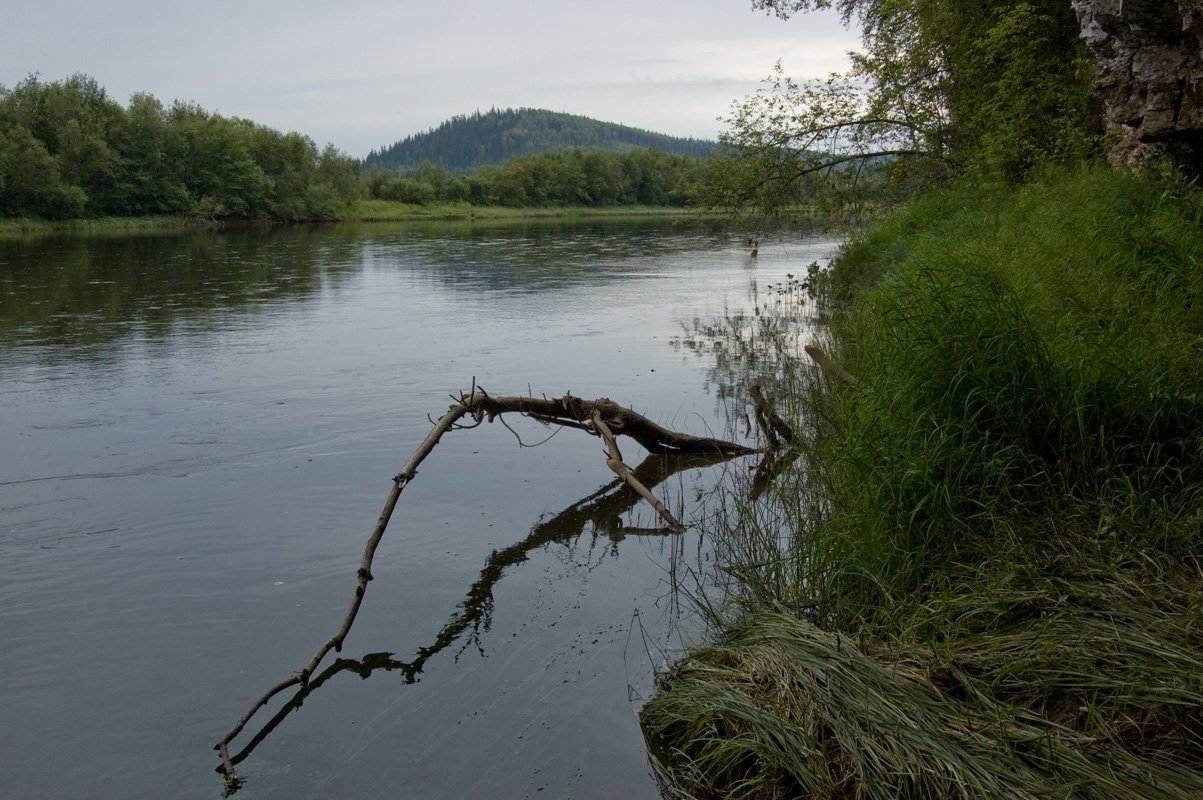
[{"x1": 708, "y1": 0, "x2": 1100, "y2": 224}]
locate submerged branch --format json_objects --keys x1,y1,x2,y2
[
  {"x1": 805, "y1": 345, "x2": 860, "y2": 386},
  {"x1": 215, "y1": 387, "x2": 755, "y2": 791},
  {"x1": 748, "y1": 381, "x2": 795, "y2": 448},
  {"x1": 214, "y1": 396, "x2": 473, "y2": 792}
]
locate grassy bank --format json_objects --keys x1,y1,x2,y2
[
  {"x1": 641, "y1": 165, "x2": 1203, "y2": 799},
  {"x1": 0, "y1": 215, "x2": 214, "y2": 235},
  {"x1": 340, "y1": 199, "x2": 699, "y2": 221},
  {"x1": 0, "y1": 203, "x2": 700, "y2": 235}
]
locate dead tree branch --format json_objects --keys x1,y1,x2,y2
[
  {"x1": 805, "y1": 345, "x2": 860, "y2": 387},
  {"x1": 215, "y1": 388, "x2": 752, "y2": 792},
  {"x1": 591, "y1": 409, "x2": 685, "y2": 531},
  {"x1": 215, "y1": 395, "x2": 475, "y2": 792},
  {"x1": 472, "y1": 394, "x2": 756, "y2": 456},
  {"x1": 748, "y1": 381, "x2": 795, "y2": 448}
]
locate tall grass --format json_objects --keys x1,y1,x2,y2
[
  {"x1": 825, "y1": 166, "x2": 1203, "y2": 603},
  {"x1": 642, "y1": 165, "x2": 1203, "y2": 798}
]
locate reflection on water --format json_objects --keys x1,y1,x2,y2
[
  {"x1": 225, "y1": 450, "x2": 743, "y2": 781},
  {"x1": 0, "y1": 228, "x2": 336, "y2": 353},
  {"x1": 672, "y1": 269, "x2": 827, "y2": 446},
  {"x1": 0, "y1": 219, "x2": 730, "y2": 358},
  {"x1": 0, "y1": 219, "x2": 833, "y2": 799}
]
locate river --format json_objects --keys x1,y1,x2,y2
[{"x1": 0, "y1": 218, "x2": 832, "y2": 799}]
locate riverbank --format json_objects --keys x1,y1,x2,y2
[
  {"x1": 0, "y1": 203, "x2": 702, "y2": 235},
  {"x1": 0, "y1": 215, "x2": 214, "y2": 235},
  {"x1": 642, "y1": 165, "x2": 1203, "y2": 799},
  {"x1": 341, "y1": 199, "x2": 700, "y2": 221}
]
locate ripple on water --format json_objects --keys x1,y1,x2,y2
[{"x1": 0, "y1": 221, "x2": 835, "y2": 798}]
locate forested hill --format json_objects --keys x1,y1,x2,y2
[{"x1": 364, "y1": 108, "x2": 717, "y2": 172}]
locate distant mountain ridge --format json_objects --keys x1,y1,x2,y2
[{"x1": 364, "y1": 108, "x2": 717, "y2": 173}]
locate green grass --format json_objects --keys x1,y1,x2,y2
[
  {"x1": 642, "y1": 164, "x2": 1203, "y2": 799},
  {"x1": 0, "y1": 203, "x2": 702, "y2": 233},
  {"x1": 341, "y1": 198, "x2": 700, "y2": 221},
  {"x1": 0, "y1": 214, "x2": 213, "y2": 235}
]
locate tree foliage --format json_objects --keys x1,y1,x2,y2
[
  {"x1": 362, "y1": 147, "x2": 708, "y2": 208},
  {"x1": 0, "y1": 74, "x2": 360, "y2": 221},
  {"x1": 710, "y1": 0, "x2": 1101, "y2": 223},
  {"x1": 364, "y1": 107, "x2": 716, "y2": 173}
]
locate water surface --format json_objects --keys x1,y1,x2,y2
[{"x1": 0, "y1": 219, "x2": 832, "y2": 799}]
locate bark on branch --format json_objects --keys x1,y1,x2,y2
[
  {"x1": 472, "y1": 393, "x2": 756, "y2": 456},
  {"x1": 805, "y1": 345, "x2": 860, "y2": 387}
]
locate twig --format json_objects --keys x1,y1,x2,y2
[
  {"x1": 499, "y1": 412, "x2": 562, "y2": 447},
  {"x1": 592, "y1": 410, "x2": 685, "y2": 531}
]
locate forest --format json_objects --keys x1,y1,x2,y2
[
  {"x1": 363, "y1": 107, "x2": 716, "y2": 173},
  {"x1": 0, "y1": 76, "x2": 722, "y2": 222},
  {"x1": 360, "y1": 147, "x2": 709, "y2": 208},
  {"x1": 0, "y1": 74, "x2": 360, "y2": 221}
]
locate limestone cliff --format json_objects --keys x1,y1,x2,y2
[{"x1": 1072, "y1": 0, "x2": 1203, "y2": 170}]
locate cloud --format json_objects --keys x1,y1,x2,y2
[{"x1": 2, "y1": 0, "x2": 858, "y2": 157}]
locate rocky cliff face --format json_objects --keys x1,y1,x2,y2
[{"x1": 1072, "y1": 0, "x2": 1203, "y2": 171}]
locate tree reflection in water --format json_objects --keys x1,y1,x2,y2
[{"x1": 220, "y1": 449, "x2": 745, "y2": 779}]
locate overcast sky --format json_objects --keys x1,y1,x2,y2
[{"x1": 2, "y1": 0, "x2": 859, "y2": 159}]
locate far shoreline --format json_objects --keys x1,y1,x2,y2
[{"x1": 0, "y1": 203, "x2": 714, "y2": 236}]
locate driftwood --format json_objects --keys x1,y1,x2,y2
[
  {"x1": 805, "y1": 344, "x2": 860, "y2": 387},
  {"x1": 746, "y1": 381, "x2": 804, "y2": 500},
  {"x1": 748, "y1": 381, "x2": 795, "y2": 449},
  {"x1": 472, "y1": 393, "x2": 755, "y2": 456},
  {"x1": 215, "y1": 389, "x2": 754, "y2": 792}
]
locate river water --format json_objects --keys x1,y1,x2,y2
[{"x1": 0, "y1": 218, "x2": 832, "y2": 799}]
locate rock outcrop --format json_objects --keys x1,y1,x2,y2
[{"x1": 1072, "y1": 0, "x2": 1203, "y2": 171}]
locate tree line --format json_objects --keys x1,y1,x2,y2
[
  {"x1": 0, "y1": 75, "x2": 724, "y2": 221},
  {"x1": 363, "y1": 147, "x2": 709, "y2": 208},
  {"x1": 0, "y1": 74, "x2": 360, "y2": 221}
]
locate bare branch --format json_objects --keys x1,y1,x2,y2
[
  {"x1": 215, "y1": 396, "x2": 474, "y2": 790},
  {"x1": 591, "y1": 410, "x2": 685, "y2": 531},
  {"x1": 793, "y1": 149, "x2": 923, "y2": 177},
  {"x1": 749, "y1": 382, "x2": 796, "y2": 447},
  {"x1": 215, "y1": 387, "x2": 755, "y2": 790}
]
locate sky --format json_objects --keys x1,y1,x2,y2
[{"x1": 2, "y1": 0, "x2": 859, "y2": 159}]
